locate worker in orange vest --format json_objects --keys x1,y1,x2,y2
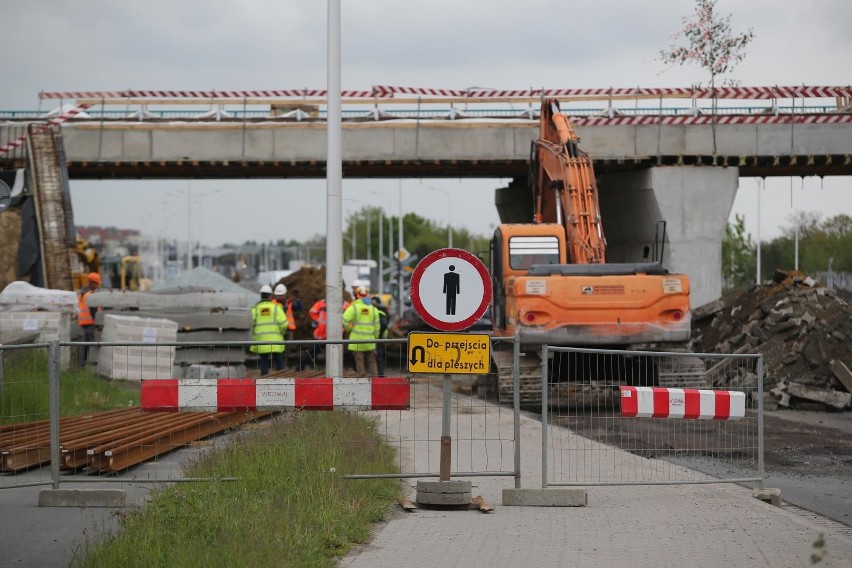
[
  {"x1": 273, "y1": 284, "x2": 298, "y2": 340},
  {"x1": 308, "y1": 298, "x2": 328, "y2": 340},
  {"x1": 77, "y1": 272, "x2": 101, "y2": 368}
]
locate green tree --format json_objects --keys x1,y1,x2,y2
[
  {"x1": 660, "y1": 0, "x2": 755, "y2": 155},
  {"x1": 759, "y1": 212, "x2": 852, "y2": 278},
  {"x1": 722, "y1": 213, "x2": 755, "y2": 290}
]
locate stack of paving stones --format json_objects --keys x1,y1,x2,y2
[
  {"x1": 97, "y1": 314, "x2": 178, "y2": 380},
  {"x1": 692, "y1": 269, "x2": 852, "y2": 411}
]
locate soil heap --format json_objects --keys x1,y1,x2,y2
[
  {"x1": 692, "y1": 270, "x2": 852, "y2": 411},
  {"x1": 275, "y1": 265, "x2": 353, "y2": 340}
]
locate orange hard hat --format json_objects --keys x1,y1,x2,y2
[{"x1": 87, "y1": 272, "x2": 102, "y2": 284}]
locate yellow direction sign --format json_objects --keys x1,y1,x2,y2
[{"x1": 407, "y1": 332, "x2": 491, "y2": 374}]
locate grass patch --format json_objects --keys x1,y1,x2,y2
[
  {"x1": 0, "y1": 349, "x2": 139, "y2": 425},
  {"x1": 73, "y1": 411, "x2": 401, "y2": 567}
]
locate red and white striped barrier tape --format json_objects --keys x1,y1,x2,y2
[
  {"x1": 141, "y1": 377, "x2": 410, "y2": 412},
  {"x1": 572, "y1": 113, "x2": 852, "y2": 126},
  {"x1": 0, "y1": 103, "x2": 92, "y2": 155},
  {"x1": 37, "y1": 85, "x2": 852, "y2": 101},
  {"x1": 620, "y1": 386, "x2": 746, "y2": 420}
]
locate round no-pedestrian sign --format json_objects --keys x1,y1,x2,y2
[{"x1": 410, "y1": 248, "x2": 492, "y2": 332}]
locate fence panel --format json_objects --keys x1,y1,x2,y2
[
  {"x1": 0, "y1": 343, "x2": 53, "y2": 488},
  {"x1": 2, "y1": 336, "x2": 519, "y2": 488},
  {"x1": 360, "y1": 336, "x2": 517, "y2": 480},
  {"x1": 542, "y1": 347, "x2": 763, "y2": 487}
]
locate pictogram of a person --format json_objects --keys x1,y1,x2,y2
[{"x1": 443, "y1": 265, "x2": 460, "y2": 315}]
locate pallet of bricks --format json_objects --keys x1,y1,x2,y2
[{"x1": 97, "y1": 314, "x2": 178, "y2": 380}]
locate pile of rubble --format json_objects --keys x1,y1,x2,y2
[{"x1": 692, "y1": 270, "x2": 852, "y2": 411}]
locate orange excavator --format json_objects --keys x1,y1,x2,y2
[{"x1": 489, "y1": 99, "x2": 692, "y2": 403}]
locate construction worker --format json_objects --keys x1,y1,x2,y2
[
  {"x1": 372, "y1": 295, "x2": 389, "y2": 376},
  {"x1": 77, "y1": 272, "x2": 101, "y2": 368},
  {"x1": 272, "y1": 283, "x2": 297, "y2": 341},
  {"x1": 251, "y1": 284, "x2": 289, "y2": 376},
  {"x1": 308, "y1": 298, "x2": 328, "y2": 340},
  {"x1": 342, "y1": 286, "x2": 380, "y2": 376}
]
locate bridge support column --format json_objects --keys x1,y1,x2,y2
[{"x1": 599, "y1": 166, "x2": 739, "y2": 308}]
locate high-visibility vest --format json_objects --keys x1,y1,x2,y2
[
  {"x1": 285, "y1": 299, "x2": 296, "y2": 331},
  {"x1": 342, "y1": 299, "x2": 380, "y2": 352},
  {"x1": 309, "y1": 299, "x2": 327, "y2": 340},
  {"x1": 251, "y1": 300, "x2": 288, "y2": 354},
  {"x1": 273, "y1": 298, "x2": 296, "y2": 331},
  {"x1": 77, "y1": 289, "x2": 95, "y2": 326}
]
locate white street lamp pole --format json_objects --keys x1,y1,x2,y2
[
  {"x1": 397, "y1": 182, "x2": 404, "y2": 319},
  {"x1": 325, "y1": 0, "x2": 343, "y2": 377},
  {"x1": 429, "y1": 187, "x2": 452, "y2": 248},
  {"x1": 756, "y1": 178, "x2": 762, "y2": 285},
  {"x1": 185, "y1": 181, "x2": 192, "y2": 271}
]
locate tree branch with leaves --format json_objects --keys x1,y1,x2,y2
[{"x1": 660, "y1": 0, "x2": 754, "y2": 156}]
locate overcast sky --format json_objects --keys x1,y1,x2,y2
[{"x1": 3, "y1": 0, "x2": 850, "y2": 248}]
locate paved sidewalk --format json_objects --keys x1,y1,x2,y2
[
  {"x1": 340, "y1": 388, "x2": 852, "y2": 568},
  {"x1": 2, "y1": 385, "x2": 851, "y2": 567}
]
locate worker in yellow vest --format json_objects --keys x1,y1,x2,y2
[
  {"x1": 251, "y1": 285, "x2": 289, "y2": 376},
  {"x1": 77, "y1": 272, "x2": 101, "y2": 368},
  {"x1": 342, "y1": 287, "x2": 380, "y2": 376}
]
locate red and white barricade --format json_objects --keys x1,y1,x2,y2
[
  {"x1": 620, "y1": 386, "x2": 746, "y2": 420},
  {"x1": 142, "y1": 377, "x2": 410, "y2": 412}
]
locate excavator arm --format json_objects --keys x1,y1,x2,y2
[{"x1": 531, "y1": 99, "x2": 606, "y2": 264}]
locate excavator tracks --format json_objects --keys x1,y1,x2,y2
[{"x1": 491, "y1": 347, "x2": 710, "y2": 409}]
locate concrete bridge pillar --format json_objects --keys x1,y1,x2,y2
[{"x1": 599, "y1": 166, "x2": 739, "y2": 308}]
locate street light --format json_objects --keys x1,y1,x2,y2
[
  {"x1": 429, "y1": 187, "x2": 452, "y2": 248},
  {"x1": 370, "y1": 191, "x2": 386, "y2": 295}
]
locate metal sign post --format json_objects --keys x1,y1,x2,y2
[{"x1": 409, "y1": 249, "x2": 492, "y2": 505}]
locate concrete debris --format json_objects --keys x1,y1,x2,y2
[{"x1": 692, "y1": 269, "x2": 852, "y2": 412}]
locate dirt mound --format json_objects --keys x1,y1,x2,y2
[
  {"x1": 275, "y1": 265, "x2": 353, "y2": 340},
  {"x1": 692, "y1": 270, "x2": 852, "y2": 411}
]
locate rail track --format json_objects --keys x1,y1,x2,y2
[
  {"x1": 0, "y1": 368, "x2": 370, "y2": 475},
  {"x1": 0, "y1": 407, "x2": 273, "y2": 474}
]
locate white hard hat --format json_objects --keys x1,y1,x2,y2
[
  {"x1": 274, "y1": 283, "x2": 287, "y2": 296},
  {"x1": 260, "y1": 284, "x2": 273, "y2": 294}
]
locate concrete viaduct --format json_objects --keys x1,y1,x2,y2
[{"x1": 1, "y1": 86, "x2": 850, "y2": 307}]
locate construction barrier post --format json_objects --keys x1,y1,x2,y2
[
  {"x1": 440, "y1": 374, "x2": 451, "y2": 481},
  {"x1": 48, "y1": 341, "x2": 61, "y2": 490},
  {"x1": 513, "y1": 333, "x2": 521, "y2": 489}
]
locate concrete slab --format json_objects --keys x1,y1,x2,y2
[
  {"x1": 753, "y1": 487, "x2": 782, "y2": 507},
  {"x1": 38, "y1": 488, "x2": 126, "y2": 508},
  {"x1": 502, "y1": 488, "x2": 588, "y2": 507},
  {"x1": 416, "y1": 480, "x2": 473, "y2": 506}
]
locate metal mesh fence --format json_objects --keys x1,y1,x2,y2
[
  {"x1": 0, "y1": 343, "x2": 52, "y2": 488},
  {"x1": 542, "y1": 347, "x2": 763, "y2": 487},
  {"x1": 1, "y1": 336, "x2": 519, "y2": 487}
]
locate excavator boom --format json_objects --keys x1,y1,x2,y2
[{"x1": 532, "y1": 99, "x2": 606, "y2": 264}]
